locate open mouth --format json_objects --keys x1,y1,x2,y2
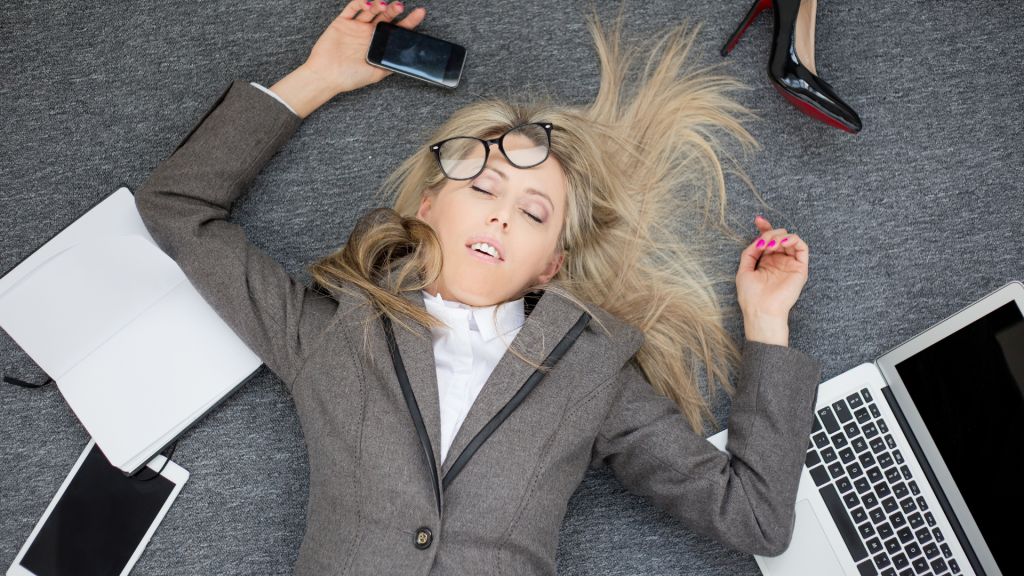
[{"x1": 465, "y1": 236, "x2": 505, "y2": 263}]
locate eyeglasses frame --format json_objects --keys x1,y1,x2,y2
[{"x1": 429, "y1": 123, "x2": 554, "y2": 181}]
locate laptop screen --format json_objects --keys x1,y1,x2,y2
[{"x1": 894, "y1": 301, "x2": 1024, "y2": 573}]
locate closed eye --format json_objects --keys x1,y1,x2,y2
[{"x1": 473, "y1": 186, "x2": 543, "y2": 223}]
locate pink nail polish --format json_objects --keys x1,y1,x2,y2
[
  {"x1": 395, "y1": 2, "x2": 403, "y2": 6},
  {"x1": 365, "y1": 1, "x2": 371, "y2": 5},
  {"x1": 756, "y1": 239, "x2": 765, "y2": 248},
  {"x1": 767, "y1": 240, "x2": 776, "y2": 248},
  {"x1": 755, "y1": 216, "x2": 763, "y2": 221},
  {"x1": 781, "y1": 238, "x2": 788, "y2": 243}
]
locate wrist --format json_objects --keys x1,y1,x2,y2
[
  {"x1": 269, "y1": 65, "x2": 341, "y2": 119},
  {"x1": 743, "y1": 312, "x2": 790, "y2": 347}
]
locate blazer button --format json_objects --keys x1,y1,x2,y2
[{"x1": 414, "y1": 527, "x2": 433, "y2": 549}]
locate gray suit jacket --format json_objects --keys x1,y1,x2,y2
[{"x1": 135, "y1": 80, "x2": 823, "y2": 575}]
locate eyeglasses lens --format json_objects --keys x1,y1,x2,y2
[
  {"x1": 437, "y1": 124, "x2": 550, "y2": 180},
  {"x1": 438, "y1": 137, "x2": 486, "y2": 180},
  {"x1": 502, "y1": 124, "x2": 549, "y2": 168}
]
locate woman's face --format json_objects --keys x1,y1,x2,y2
[{"x1": 416, "y1": 135, "x2": 567, "y2": 307}]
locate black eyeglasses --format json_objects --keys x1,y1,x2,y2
[{"x1": 430, "y1": 123, "x2": 553, "y2": 181}]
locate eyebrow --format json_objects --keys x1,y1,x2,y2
[{"x1": 484, "y1": 166, "x2": 554, "y2": 208}]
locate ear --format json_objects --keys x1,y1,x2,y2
[
  {"x1": 537, "y1": 252, "x2": 564, "y2": 284},
  {"x1": 416, "y1": 194, "x2": 433, "y2": 222}
]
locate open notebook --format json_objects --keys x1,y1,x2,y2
[{"x1": 0, "y1": 188, "x2": 262, "y2": 475}]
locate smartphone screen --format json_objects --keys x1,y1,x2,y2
[{"x1": 367, "y1": 23, "x2": 465, "y2": 88}]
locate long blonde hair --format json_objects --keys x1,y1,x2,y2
[{"x1": 310, "y1": 15, "x2": 757, "y2": 433}]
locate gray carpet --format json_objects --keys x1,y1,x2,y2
[{"x1": 2, "y1": 0, "x2": 1022, "y2": 574}]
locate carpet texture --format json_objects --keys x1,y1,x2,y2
[{"x1": 2, "y1": 0, "x2": 1022, "y2": 574}]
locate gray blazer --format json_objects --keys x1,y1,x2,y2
[{"x1": 135, "y1": 80, "x2": 823, "y2": 576}]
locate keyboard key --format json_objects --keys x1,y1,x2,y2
[
  {"x1": 897, "y1": 527, "x2": 914, "y2": 543},
  {"x1": 871, "y1": 438, "x2": 887, "y2": 454},
  {"x1": 874, "y1": 552, "x2": 891, "y2": 568},
  {"x1": 833, "y1": 399, "x2": 854, "y2": 423},
  {"x1": 893, "y1": 450, "x2": 904, "y2": 464},
  {"x1": 809, "y1": 465, "x2": 830, "y2": 486},
  {"x1": 875, "y1": 483, "x2": 891, "y2": 498},
  {"x1": 855, "y1": 407, "x2": 872, "y2": 424},
  {"x1": 812, "y1": 417, "x2": 822, "y2": 433},
  {"x1": 852, "y1": 437, "x2": 869, "y2": 453},
  {"x1": 899, "y1": 570, "x2": 913, "y2": 576},
  {"x1": 848, "y1": 393, "x2": 864, "y2": 409},
  {"x1": 866, "y1": 466, "x2": 883, "y2": 483},
  {"x1": 814, "y1": 432, "x2": 830, "y2": 448},
  {"x1": 916, "y1": 527, "x2": 932, "y2": 543},
  {"x1": 878, "y1": 453, "x2": 895, "y2": 468},
  {"x1": 852, "y1": 507, "x2": 868, "y2": 523},
  {"x1": 863, "y1": 422, "x2": 879, "y2": 438},
  {"x1": 867, "y1": 537, "x2": 883, "y2": 554},
  {"x1": 819, "y1": 484, "x2": 869, "y2": 561},
  {"x1": 861, "y1": 388, "x2": 873, "y2": 402},
  {"x1": 837, "y1": 477, "x2": 854, "y2": 493},
  {"x1": 940, "y1": 543, "x2": 951, "y2": 558},
  {"x1": 886, "y1": 468, "x2": 902, "y2": 483},
  {"x1": 862, "y1": 493, "x2": 879, "y2": 509},
  {"x1": 900, "y1": 465, "x2": 912, "y2": 479},
  {"x1": 822, "y1": 447, "x2": 838, "y2": 462},
  {"x1": 916, "y1": 496, "x2": 928, "y2": 511},
  {"x1": 932, "y1": 528, "x2": 944, "y2": 542},
  {"x1": 893, "y1": 482, "x2": 909, "y2": 499},
  {"x1": 909, "y1": 481, "x2": 920, "y2": 495},
  {"x1": 890, "y1": 512, "x2": 906, "y2": 528},
  {"x1": 829, "y1": 462, "x2": 846, "y2": 478},
  {"x1": 925, "y1": 512, "x2": 936, "y2": 527},
  {"x1": 806, "y1": 451, "x2": 820, "y2": 467},
  {"x1": 856, "y1": 478, "x2": 872, "y2": 493},
  {"x1": 908, "y1": 512, "x2": 924, "y2": 529},
  {"x1": 857, "y1": 560, "x2": 878, "y2": 576},
  {"x1": 948, "y1": 559, "x2": 960, "y2": 574},
  {"x1": 911, "y1": 557, "x2": 929, "y2": 573},
  {"x1": 878, "y1": 522, "x2": 894, "y2": 540},
  {"x1": 877, "y1": 419, "x2": 889, "y2": 433},
  {"x1": 845, "y1": 422, "x2": 861, "y2": 437},
  {"x1": 885, "y1": 434, "x2": 897, "y2": 449},
  {"x1": 833, "y1": 433, "x2": 849, "y2": 448},
  {"x1": 844, "y1": 492, "x2": 860, "y2": 508},
  {"x1": 840, "y1": 447, "x2": 856, "y2": 463},
  {"x1": 870, "y1": 508, "x2": 887, "y2": 524},
  {"x1": 923, "y1": 543, "x2": 939, "y2": 559},
  {"x1": 881, "y1": 569, "x2": 896, "y2": 576},
  {"x1": 885, "y1": 537, "x2": 902, "y2": 554},
  {"x1": 818, "y1": 407, "x2": 841, "y2": 433},
  {"x1": 848, "y1": 463, "x2": 864, "y2": 478},
  {"x1": 882, "y1": 497, "x2": 899, "y2": 513},
  {"x1": 892, "y1": 552, "x2": 909, "y2": 569},
  {"x1": 905, "y1": 542, "x2": 921, "y2": 558},
  {"x1": 861, "y1": 452, "x2": 877, "y2": 468},
  {"x1": 900, "y1": 497, "x2": 917, "y2": 514},
  {"x1": 869, "y1": 403, "x2": 881, "y2": 418},
  {"x1": 860, "y1": 523, "x2": 876, "y2": 539},
  {"x1": 930, "y1": 558, "x2": 947, "y2": 574}
]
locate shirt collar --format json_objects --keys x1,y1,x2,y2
[{"x1": 421, "y1": 290, "x2": 526, "y2": 341}]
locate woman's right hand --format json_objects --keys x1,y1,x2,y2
[{"x1": 270, "y1": 1, "x2": 426, "y2": 118}]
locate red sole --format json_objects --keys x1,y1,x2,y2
[{"x1": 772, "y1": 83, "x2": 858, "y2": 134}]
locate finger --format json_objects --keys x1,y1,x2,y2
[
  {"x1": 754, "y1": 215, "x2": 773, "y2": 235},
  {"x1": 355, "y1": 1, "x2": 383, "y2": 22},
  {"x1": 759, "y1": 228, "x2": 789, "y2": 254},
  {"x1": 373, "y1": 0, "x2": 404, "y2": 22},
  {"x1": 395, "y1": 6, "x2": 426, "y2": 29},
  {"x1": 340, "y1": 0, "x2": 370, "y2": 18},
  {"x1": 784, "y1": 234, "x2": 809, "y2": 265},
  {"x1": 737, "y1": 235, "x2": 768, "y2": 276}
]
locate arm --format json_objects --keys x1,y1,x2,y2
[{"x1": 592, "y1": 341, "x2": 821, "y2": 556}]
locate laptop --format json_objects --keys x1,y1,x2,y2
[{"x1": 709, "y1": 281, "x2": 1023, "y2": 576}]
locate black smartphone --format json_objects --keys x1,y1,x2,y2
[{"x1": 366, "y1": 22, "x2": 466, "y2": 89}]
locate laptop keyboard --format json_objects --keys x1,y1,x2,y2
[{"x1": 804, "y1": 388, "x2": 964, "y2": 576}]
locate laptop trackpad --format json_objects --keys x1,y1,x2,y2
[{"x1": 762, "y1": 499, "x2": 846, "y2": 576}]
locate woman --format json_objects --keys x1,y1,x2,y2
[{"x1": 135, "y1": 2, "x2": 821, "y2": 574}]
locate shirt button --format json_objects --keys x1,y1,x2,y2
[{"x1": 414, "y1": 527, "x2": 433, "y2": 549}]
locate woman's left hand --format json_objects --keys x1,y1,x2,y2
[{"x1": 735, "y1": 216, "x2": 810, "y2": 347}]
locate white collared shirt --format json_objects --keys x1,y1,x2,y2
[{"x1": 421, "y1": 290, "x2": 526, "y2": 464}]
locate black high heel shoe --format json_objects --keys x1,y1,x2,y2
[{"x1": 721, "y1": 0, "x2": 862, "y2": 134}]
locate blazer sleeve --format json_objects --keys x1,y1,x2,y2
[
  {"x1": 134, "y1": 80, "x2": 340, "y2": 391},
  {"x1": 591, "y1": 340, "x2": 822, "y2": 557}
]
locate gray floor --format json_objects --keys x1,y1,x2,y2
[{"x1": 2, "y1": 0, "x2": 1022, "y2": 574}]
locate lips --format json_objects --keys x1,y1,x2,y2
[{"x1": 465, "y1": 234, "x2": 506, "y2": 262}]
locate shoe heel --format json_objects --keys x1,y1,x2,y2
[{"x1": 720, "y1": 0, "x2": 773, "y2": 57}]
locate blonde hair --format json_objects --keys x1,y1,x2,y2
[{"x1": 309, "y1": 15, "x2": 757, "y2": 433}]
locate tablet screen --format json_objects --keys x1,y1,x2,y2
[{"x1": 19, "y1": 444, "x2": 175, "y2": 576}]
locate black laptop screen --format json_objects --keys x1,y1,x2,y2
[{"x1": 895, "y1": 301, "x2": 1024, "y2": 572}]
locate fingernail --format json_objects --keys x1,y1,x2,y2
[
  {"x1": 755, "y1": 216, "x2": 763, "y2": 221},
  {"x1": 756, "y1": 239, "x2": 765, "y2": 248},
  {"x1": 365, "y1": 1, "x2": 371, "y2": 5},
  {"x1": 767, "y1": 240, "x2": 776, "y2": 248},
  {"x1": 395, "y1": 2, "x2": 403, "y2": 6},
  {"x1": 781, "y1": 238, "x2": 788, "y2": 243}
]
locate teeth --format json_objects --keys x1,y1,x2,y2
[{"x1": 471, "y1": 242, "x2": 500, "y2": 259}]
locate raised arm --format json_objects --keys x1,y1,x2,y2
[{"x1": 592, "y1": 341, "x2": 821, "y2": 556}]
